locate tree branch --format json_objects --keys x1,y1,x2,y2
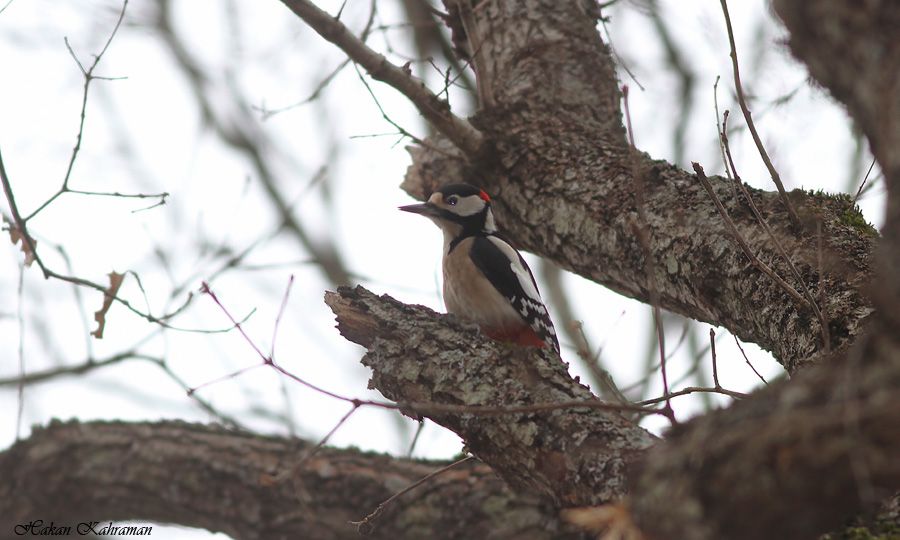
[
  {"x1": 278, "y1": 0, "x2": 484, "y2": 156},
  {"x1": 0, "y1": 420, "x2": 588, "y2": 540},
  {"x1": 394, "y1": 0, "x2": 876, "y2": 374},
  {"x1": 325, "y1": 285, "x2": 899, "y2": 540},
  {"x1": 630, "y1": 326, "x2": 900, "y2": 540},
  {"x1": 324, "y1": 285, "x2": 656, "y2": 505}
]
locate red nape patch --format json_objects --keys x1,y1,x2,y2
[{"x1": 479, "y1": 189, "x2": 491, "y2": 202}]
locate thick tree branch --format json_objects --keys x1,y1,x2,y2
[
  {"x1": 773, "y1": 0, "x2": 900, "y2": 331},
  {"x1": 326, "y1": 286, "x2": 900, "y2": 540},
  {"x1": 324, "y1": 286, "x2": 656, "y2": 505},
  {"x1": 630, "y1": 326, "x2": 900, "y2": 540},
  {"x1": 278, "y1": 0, "x2": 484, "y2": 156},
  {"x1": 394, "y1": 0, "x2": 877, "y2": 375},
  {"x1": 630, "y1": 3, "x2": 900, "y2": 536},
  {"x1": 0, "y1": 420, "x2": 587, "y2": 540}
]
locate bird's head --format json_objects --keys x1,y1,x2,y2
[{"x1": 399, "y1": 183, "x2": 497, "y2": 237}]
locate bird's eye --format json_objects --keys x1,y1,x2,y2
[{"x1": 446, "y1": 195, "x2": 459, "y2": 206}]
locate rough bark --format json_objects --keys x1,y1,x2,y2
[
  {"x1": 5, "y1": 1, "x2": 896, "y2": 539},
  {"x1": 324, "y1": 286, "x2": 655, "y2": 506},
  {"x1": 0, "y1": 420, "x2": 588, "y2": 540},
  {"x1": 397, "y1": 0, "x2": 877, "y2": 375},
  {"x1": 323, "y1": 286, "x2": 900, "y2": 540},
  {"x1": 629, "y1": 326, "x2": 900, "y2": 540},
  {"x1": 773, "y1": 0, "x2": 900, "y2": 337},
  {"x1": 631, "y1": 2, "x2": 900, "y2": 537}
]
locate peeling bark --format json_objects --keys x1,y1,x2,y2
[{"x1": 0, "y1": 420, "x2": 587, "y2": 540}]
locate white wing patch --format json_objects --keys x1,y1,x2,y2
[
  {"x1": 486, "y1": 236, "x2": 559, "y2": 349},
  {"x1": 487, "y1": 236, "x2": 541, "y2": 301}
]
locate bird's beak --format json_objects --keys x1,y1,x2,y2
[{"x1": 399, "y1": 202, "x2": 439, "y2": 217}]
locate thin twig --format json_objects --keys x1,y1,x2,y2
[
  {"x1": 851, "y1": 157, "x2": 877, "y2": 205},
  {"x1": 256, "y1": 0, "x2": 379, "y2": 120},
  {"x1": 406, "y1": 420, "x2": 425, "y2": 458},
  {"x1": 280, "y1": 0, "x2": 483, "y2": 155},
  {"x1": 713, "y1": 77, "x2": 735, "y2": 183},
  {"x1": 0, "y1": 351, "x2": 160, "y2": 387},
  {"x1": 623, "y1": 85, "x2": 675, "y2": 423},
  {"x1": 289, "y1": 403, "x2": 360, "y2": 473},
  {"x1": 0, "y1": 148, "x2": 41, "y2": 275},
  {"x1": 270, "y1": 275, "x2": 295, "y2": 359},
  {"x1": 710, "y1": 328, "x2": 720, "y2": 388},
  {"x1": 198, "y1": 282, "x2": 664, "y2": 418},
  {"x1": 15, "y1": 263, "x2": 25, "y2": 440},
  {"x1": 692, "y1": 162, "x2": 809, "y2": 307},
  {"x1": 637, "y1": 384, "x2": 747, "y2": 406},
  {"x1": 720, "y1": 127, "x2": 830, "y2": 349},
  {"x1": 351, "y1": 455, "x2": 475, "y2": 534},
  {"x1": 24, "y1": 1, "x2": 142, "y2": 222},
  {"x1": 719, "y1": 0, "x2": 800, "y2": 229},
  {"x1": 733, "y1": 335, "x2": 768, "y2": 385}
]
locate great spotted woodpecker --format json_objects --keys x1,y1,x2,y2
[{"x1": 400, "y1": 184, "x2": 559, "y2": 352}]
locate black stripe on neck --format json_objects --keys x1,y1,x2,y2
[{"x1": 449, "y1": 229, "x2": 486, "y2": 254}]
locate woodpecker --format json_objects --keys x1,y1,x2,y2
[{"x1": 400, "y1": 184, "x2": 559, "y2": 353}]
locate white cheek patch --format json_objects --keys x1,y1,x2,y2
[{"x1": 454, "y1": 195, "x2": 486, "y2": 216}]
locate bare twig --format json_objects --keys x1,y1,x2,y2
[
  {"x1": 351, "y1": 455, "x2": 475, "y2": 534},
  {"x1": 0, "y1": 351, "x2": 160, "y2": 387},
  {"x1": 732, "y1": 335, "x2": 768, "y2": 385},
  {"x1": 637, "y1": 385, "x2": 747, "y2": 406},
  {"x1": 21, "y1": 1, "x2": 167, "y2": 222},
  {"x1": 710, "y1": 328, "x2": 720, "y2": 388},
  {"x1": 599, "y1": 18, "x2": 645, "y2": 91},
  {"x1": 455, "y1": 0, "x2": 495, "y2": 107},
  {"x1": 353, "y1": 64, "x2": 427, "y2": 147},
  {"x1": 852, "y1": 157, "x2": 878, "y2": 205},
  {"x1": 720, "y1": 124, "x2": 830, "y2": 349},
  {"x1": 256, "y1": 0, "x2": 378, "y2": 120},
  {"x1": 539, "y1": 260, "x2": 628, "y2": 404},
  {"x1": 692, "y1": 162, "x2": 808, "y2": 308},
  {"x1": 279, "y1": 0, "x2": 483, "y2": 155},
  {"x1": 713, "y1": 77, "x2": 735, "y2": 183},
  {"x1": 197, "y1": 282, "x2": 664, "y2": 419},
  {"x1": 636, "y1": 329, "x2": 750, "y2": 406},
  {"x1": 719, "y1": 0, "x2": 800, "y2": 229},
  {"x1": 289, "y1": 403, "x2": 360, "y2": 473},
  {"x1": 406, "y1": 420, "x2": 425, "y2": 458},
  {"x1": 270, "y1": 275, "x2": 295, "y2": 360},
  {"x1": 623, "y1": 85, "x2": 675, "y2": 423},
  {"x1": 15, "y1": 263, "x2": 25, "y2": 439}
]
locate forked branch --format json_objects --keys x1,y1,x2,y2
[{"x1": 279, "y1": 0, "x2": 484, "y2": 156}]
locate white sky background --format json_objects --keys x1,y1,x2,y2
[{"x1": 0, "y1": 1, "x2": 883, "y2": 538}]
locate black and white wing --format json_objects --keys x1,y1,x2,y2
[{"x1": 469, "y1": 234, "x2": 560, "y2": 352}]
